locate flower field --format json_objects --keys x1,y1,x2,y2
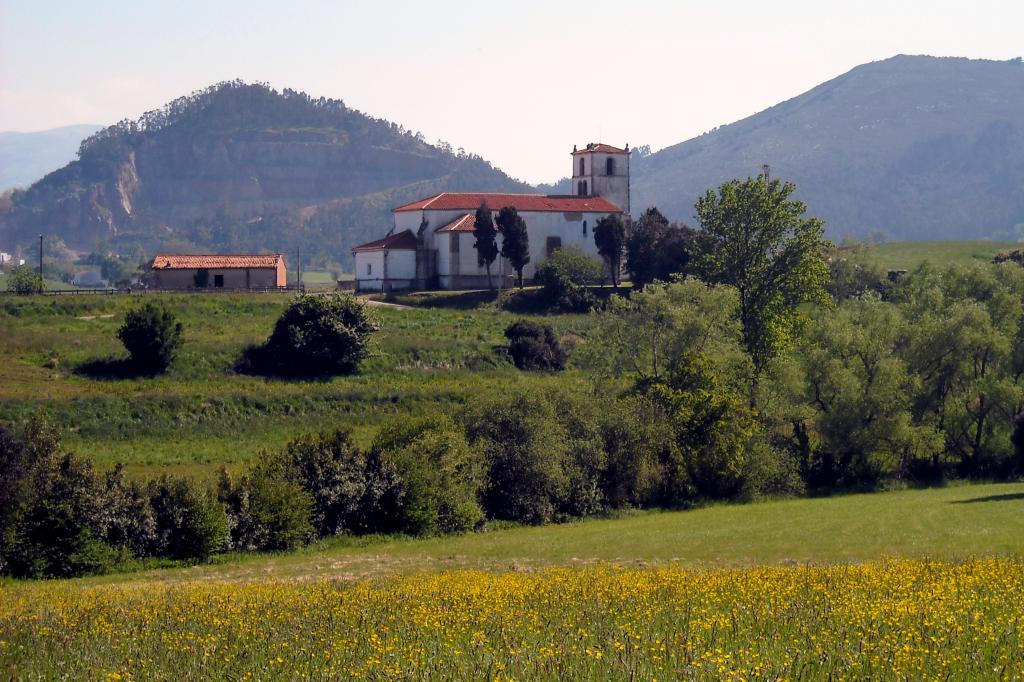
[{"x1": 2, "y1": 558, "x2": 1022, "y2": 680}]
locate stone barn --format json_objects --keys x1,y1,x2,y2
[{"x1": 149, "y1": 254, "x2": 287, "y2": 289}]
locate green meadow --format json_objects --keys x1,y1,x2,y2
[{"x1": 0, "y1": 293, "x2": 598, "y2": 476}]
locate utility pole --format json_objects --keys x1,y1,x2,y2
[
  {"x1": 38, "y1": 234, "x2": 43, "y2": 287},
  {"x1": 296, "y1": 245, "x2": 301, "y2": 291},
  {"x1": 762, "y1": 164, "x2": 771, "y2": 182}
]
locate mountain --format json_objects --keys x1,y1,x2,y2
[
  {"x1": 0, "y1": 82, "x2": 530, "y2": 263},
  {"x1": 0, "y1": 124, "x2": 103, "y2": 191},
  {"x1": 631, "y1": 55, "x2": 1024, "y2": 241}
]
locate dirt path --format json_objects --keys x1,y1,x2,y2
[{"x1": 358, "y1": 297, "x2": 411, "y2": 309}]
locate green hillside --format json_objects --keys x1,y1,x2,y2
[
  {"x1": 0, "y1": 82, "x2": 530, "y2": 266},
  {"x1": 859, "y1": 239, "x2": 1021, "y2": 270},
  {"x1": 633, "y1": 56, "x2": 1024, "y2": 241}
]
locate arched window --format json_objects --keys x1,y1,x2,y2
[
  {"x1": 579, "y1": 158, "x2": 585, "y2": 176},
  {"x1": 606, "y1": 157, "x2": 615, "y2": 175},
  {"x1": 582, "y1": 180, "x2": 588, "y2": 196}
]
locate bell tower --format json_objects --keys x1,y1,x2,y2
[{"x1": 571, "y1": 143, "x2": 631, "y2": 216}]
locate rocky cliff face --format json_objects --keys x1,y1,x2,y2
[{"x1": 0, "y1": 82, "x2": 529, "y2": 260}]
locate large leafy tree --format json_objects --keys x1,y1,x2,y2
[
  {"x1": 791, "y1": 296, "x2": 943, "y2": 486},
  {"x1": 472, "y1": 202, "x2": 499, "y2": 290},
  {"x1": 496, "y1": 206, "x2": 530, "y2": 288},
  {"x1": 693, "y1": 176, "x2": 831, "y2": 403},
  {"x1": 625, "y1": 208, "x2": 693, "y2": 288},
  {"x1": 892, "y1": 263, "x2": 1024, "y2": 477},
  {"x1": 593, "y1": 213, "x2": 627, "y2": 287}
]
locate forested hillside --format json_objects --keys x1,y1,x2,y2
[
  {"x1": 0, "y1": 82, "x2": 530, "y2": 265},
  {"x1": 631, "y1": 55, "x2": 1024, "y2": 240}
]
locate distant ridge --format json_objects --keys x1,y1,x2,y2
[
  {"x1": 0, "y1": 124, "x2": 102, "y2": 192},
  {"x1": 631, "y1": 55, "x2": 1024, "y2": 241}
]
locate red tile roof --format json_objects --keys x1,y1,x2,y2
[
  {"x1": 394, "y1": 193, "x2": 622, "y2": 213},
  {"x1": 434, "y1": 213, "x2": 477, "y2": 233},
  {"x1": 352, "y1": 229, "x2": 419, "y2": 252},
  {"x1": 151, "y1": 254, "x2": 284, "y2": 270},
  {"x1": 573, "y1": 143, "x2": 629, "y2": 154}
]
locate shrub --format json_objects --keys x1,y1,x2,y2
[
  {"x1": 246, "y1": 471, "x2": 314, "y2": 551},
  {"x1": 102, "y1": 465, "x2": 157, "y2": 557},
  {"x1": 245, "y1": 294, "x2": 377, "y2": 376},
  {"x1": 371, "y1": 416, "x2": 485, "y2": 535},
  {"x1": 0, "y1": 418, "x2": 122, "y2": 578},
  {"x1": 464, "y1": 389, "x2": 604, "y2": 524},
  {"x1": 274, "y1": 429, "x2": 400, "y2": 535},
  {"x1": 218, "y1": 465, "x2": 315, "y2": 552},
  {"x1": 643, "y1": 353, "x2": 756, "y2": 503},
  {"x1": 117, "y1": 302, "x2": 183, "y2": 373},
  {"x1": 535, "y1": 247, "x2": 601, "y2": 311},
  {"x1": 504, "y1": 320, "x2": 568, "y2": 371},
  {"x1": 148, "y1": 477, "x2": 228, "y2": 561},
  {"x1": 598, "y1": 394, "x2": 674, "y2": 508},
  {"x1": 4, "y1": 264, "x2": 44, "y2": 294}
]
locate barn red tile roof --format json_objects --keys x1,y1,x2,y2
[
  {"x1": 572, "y1": 143, "x2": 629, "y2": 154},
  {"x1": 434, "y1": 213, "x2": 477, "y2": 233},
  {"x1": 393, "y1": 193, "x2": 622, "y2": 213},
  {"x1": 151, "y1": 254, "x2": 284, "y2": 270},
  {"x1": 352, "y1": 229, "x2": 419, "y2": 252}
]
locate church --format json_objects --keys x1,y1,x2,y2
[{"x1": 352, "y1": 143, "x2": 630, "y2": 291}]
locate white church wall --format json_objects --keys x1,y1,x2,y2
[{"x1": 353, "y1": 249, "x2": 417, "y2": 292}]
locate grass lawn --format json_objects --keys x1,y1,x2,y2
[
  {"x1": 858, "y1": 239, "x2": 1021, "y2": 270},
  {"x1": 82, "y1": 480, "x2": 1024, "y2": 586}
]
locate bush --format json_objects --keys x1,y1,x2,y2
[
  {"x1": 504, "y1": 320, "x2": 568, "y2": 371},
  {"x1": 148, "y1": 477, "x2": 228, "y2": 561},
  {"x1": 4, "y1": 264, "x2": 44, "y2": 294},
  {"x1": 464, "y1": 389, "x2": 604, "y2": 524},
  {"x1": 218, "y1": 466, "x2": 315, "y2": 551},
  {"x1": 244, "y1": 294, "x2": 377, "y2": 376},
  {"x1": 535, "y1": 247, "x2": 601, "y2": 311},
  {"x1": 371, "y1": 416, "x2": 485, "y2": 535},
  {"x1": 273, "y1": 429, "x2": 400, "y2": 535},
  {"x1": 117, "y1": 302, "x2": 183, "y2": 373},
  {"x1": 598, "y1": 394, "x2": 674, "y2": 508},
  {"x1": 0, "y1": 418, "x2": 122, "y2": 578},
  {"x1": 102, "y1": 465, "x2": 157, "y2": 557},
  {"x1": 642, "y1": 353, "x2": 756, "y2": 503}
]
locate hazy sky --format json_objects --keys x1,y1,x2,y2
[{"x1": 1, "y1": 0, "x2": 1021, "y2": 183}]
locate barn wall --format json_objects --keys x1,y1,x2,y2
[{"x1": 151, "y1": 268, "x2": 281, "y2": 289}]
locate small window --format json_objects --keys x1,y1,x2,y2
[
  {"x1": 582, "y1": 180, "x2": 588, "y2": 196},
  {"x1": 579, "y1": 158, "x2": 585, "y2": 176},
  {"x1": 214, "y1": 274, "x2": 224, "y2": 288},
  {"x1": 583, "y1": 220, "x2": 588, "y2": 236},
  {"x1": 546, "y1": 236, "x2": 562, "y2": 258},
  {"x1": 606, "y1": 157, "x2": 615, "y2": 175},
  {"x1": 367, "y1": 263, "x2": 372, "y2": 275}
]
